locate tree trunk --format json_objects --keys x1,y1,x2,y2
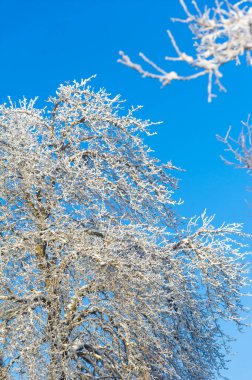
[{"x1": 35, "y1": 239, "x2": 66, "y2": 380}]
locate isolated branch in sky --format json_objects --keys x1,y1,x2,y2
[
  {"x1": 218, "y1": 116, "x2": 252, "y2": 173},
  {"x1": 0, "y1": 79, "x2": 250, "y2": 379},
  {"x1": 119, "y1": 0, "x2": 252, "y2": 102}
]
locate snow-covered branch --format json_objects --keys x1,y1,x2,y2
[
  {"x1": 218, "y1": 116, "x2": 252, "y2": 173},
  {"x1": 119, "y1": 0, "x2": 252, "y2": 101}
]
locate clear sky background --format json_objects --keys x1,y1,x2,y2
[{"x1": 0, "y1": 0, "x2": 251, "y2": 378}]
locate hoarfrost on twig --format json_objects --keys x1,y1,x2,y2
[{"x1": 119, "y1": 0, "x2": 252, "y2": 101}]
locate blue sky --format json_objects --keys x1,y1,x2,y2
[{"x1": 0, "y1": 0, "x2": 251, "y2": 378}]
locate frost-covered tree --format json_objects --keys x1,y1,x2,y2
[
  {"x1": 119, "y1": 0, "x2": 252, "y2": 102},
  {"x1": 0, "y1": 78, "x2": 250, "y2": 379}
]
